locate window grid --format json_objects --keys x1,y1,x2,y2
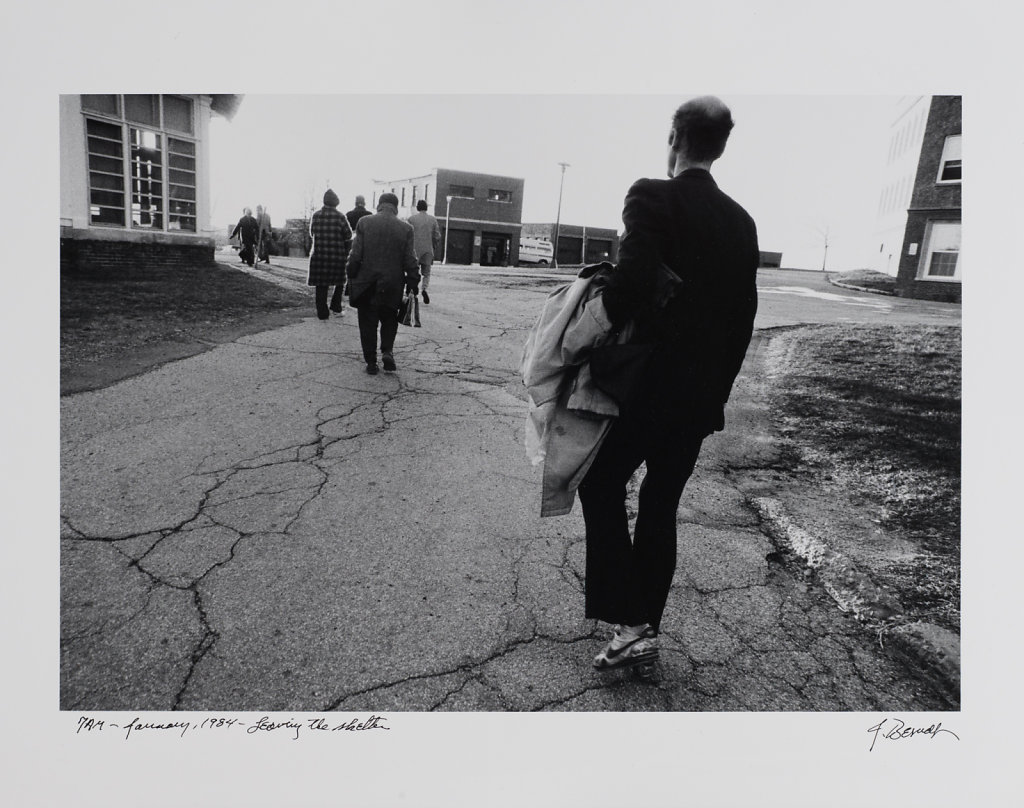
[
  {"x1": 927, "y1": 252, "x2": 958, "y2": 277},
  {"x1": 81, "y1": 95, "x2": 198, "y2": 232}
]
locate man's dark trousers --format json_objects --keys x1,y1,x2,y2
[
  {"x1": 578, "y1": 410, "x2": 705, "y2": 634},
  {"x1": 356, "y1": 303, "x2": 399, "y2": 363}
]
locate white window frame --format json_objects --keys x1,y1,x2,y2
[
  {"x1": 936, "y1": 134, "x2": 962, "y2": 184},
  {"x1": 81, "y1": 95, "x2": 198, "y2": 232},
  {"x1": 916, "y1": 220, "x2": 961, "y2": 282}
]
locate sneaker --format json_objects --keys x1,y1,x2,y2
[
  {"x1": 593, "y1": 624, "x2": 658, "y2": 670},
  {"x1": 422, "y1": 290, "x2": 430, "y2": 305},
  {"x1": 382, "y1": 353, "x2": 397, "y2": 372},
  {"x1": 365, "y1": 363, "x2": 379, "y2": 375}
]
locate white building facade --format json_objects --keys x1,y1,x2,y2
[
  {"x1": 60, "y1": 94, "x2": 240, "y2": 269},
  {"x1": 872, "y1": 96, "x2": 930, "y2": 275}
]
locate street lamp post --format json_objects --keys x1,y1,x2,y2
[
  {"x1": 553, "y1": 162, "x2": 570, "y2": 269},
  {"x1": 443, "y1": 195, "x2": 453, "y2": 265},
  {"x1": 442, "y1": 195, "x2": 473, "y2": 265}
]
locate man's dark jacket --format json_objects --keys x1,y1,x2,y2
[
  {"x1": 601, "y1": 168, "x2": 759, "y2": 436},
  {"x1": 230, "y1": 214, "x2": 258, "y2": 245},
  {"x1": 346, "y1": 205, "x2": 420, "y2": 310},
  {"x1": 346, "y1": 205, "x2": 372, "y2": 231}
]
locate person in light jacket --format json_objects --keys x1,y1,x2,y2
[
  {"x1": 307, "y1": 189, "x2": 353, "y2": 320},
  {"x1": 407, "y1": 199, "x2": 441, "y2": 306},
  {"x1": 346, "y1": 192, "x2": 420, "y2": 374}
]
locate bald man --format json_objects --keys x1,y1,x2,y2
[
  {"x1": 579, "y1": 96, "x2": 760, "y2": 673},
  {"x1": 346, "y1": 195, "x2": 373, "y2": 231}
]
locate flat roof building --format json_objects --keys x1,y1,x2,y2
[
  {"x1": 521, "y1": 223, "x2": 619, "y2": 266},
  {"x1": 373, "y1": 168, "x2": 524, "y2": 266}
]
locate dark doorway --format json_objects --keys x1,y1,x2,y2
[
  {"x1": 585, "y1": 239, "x2": 613, "y2": 263},
  {"x1": 480, "y1": 233, "x2": 510, "y2": 266},
  {"x1": 557, "y1": 236, "x2": 582, "y2": 265},
  {"x1": 443, "y1": 228, "x2": 474, "y2": 265}
]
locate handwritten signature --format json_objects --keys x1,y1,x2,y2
[
  {"x1": 75, "y1": 714, "x2": 390, "y2": 741},
  {"x1": 866, "y1": 718, "x2": 960, "y2": 752}
]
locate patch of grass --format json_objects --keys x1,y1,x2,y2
[
  {"x1": 61, "y1": 263, "x2": 310, "y2": 390},
  {"x1": 830, "y1": 268, "x2": 897, "y2": 294},
  {"x1": 772, "y1": 324, "x2": 961, "y2": 629}
]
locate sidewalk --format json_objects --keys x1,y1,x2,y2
[{"x1": 60, "y1": 269, "x2": 957, "y2": 711}]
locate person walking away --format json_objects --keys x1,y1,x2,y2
[
  {"x1": 346, "y1": 192, "x2": 420, "y2": 374},
  {"x1": 255, "y1": 204, "x2": 273, "y2": 265},
  {"x1": 346, "y1": 195, "x2": 373, "y2": 231},
  {"x1": 230, "y1": 207, "x2": 259, "y2": 266},
  {"x1": 307, "y1": 189, "x2": 353, "y2": 320},
  {"x1": 407, "y1": 199, "x2": 441, "y2": 307},
  {"x1": 577, "y1": 96, "x2": 759, "y2": 672}
]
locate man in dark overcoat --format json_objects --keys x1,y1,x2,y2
[
  {"x1": 230, "y1": 207, "x2": 259, "y2": 266},
  {"x1": 578, "y1": 96, "x2": 760, "y2": 671},
  {"x1": 307, "y1": 189, "x2": 353, "y2": 320},
  {"x1": 255, "y1": 204, "x2": 273, "y2": 265},
  {"x1": 346, "y1": 192, "x2": 420, "y2": 375}
]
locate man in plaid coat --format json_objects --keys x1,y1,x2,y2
[{"x1": 307, "y1": 189, "x2": 353, "y2": 320}]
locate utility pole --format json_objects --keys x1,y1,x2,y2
[{"x1": 553, "y1": 162, "x2": 570, "y2": 269}]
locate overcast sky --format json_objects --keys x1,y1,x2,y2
[{"x1": 210, "y1": 94, "x2": 898, "y2": 271}]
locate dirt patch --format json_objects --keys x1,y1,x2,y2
[
  {"x1": 764, "y1": 324, "x2": 961, "y2": 632},
  {"x1": 61, "y1": 263, "x2": 312, "y2": 395}
]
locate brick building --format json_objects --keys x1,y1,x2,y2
[
  {"x1": 60, "y1": 94, "x2": 242, "y2": 271},
  {"x1": 873, "y1": 96, "x2": 961, "y2": 302},
  {"x1": 373, "y1": 168, "x2": 524, "y2": 266},
  {"x1": 521, "y1": 223, "x2": 619, "y2": 266}
]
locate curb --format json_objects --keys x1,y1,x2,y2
[
  {"x1": 826, "y1": 277, "x2": 897, "y2": 296},
  {"x1": 750, "y1": 495, "x2": 960, "y2": 703}
]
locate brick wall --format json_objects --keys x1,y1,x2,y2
[
  {"x1": 910, "y1": 96, "x2": 962, "y2": 211},
  {"x1": 61, "y1": 236, "x2": 215, "y2": 272},
  {"x1": 895, "y1": 210, "x2": 962, "y2": 303}
]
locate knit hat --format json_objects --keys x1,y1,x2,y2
[
  {"x1": 378, "y1": 192, "x2": 399, "y2": 209},
  {"x1": 323, "y1": 188, "x2": 340, "y2": 207}
]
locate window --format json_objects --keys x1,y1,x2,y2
[
  {"x1": 81, "y1": 95, "x2": 198, "y2": 231},
  {"x1": 448, "y1": 184, "x2": 474, "y2": 198},
  {"x1": 488, "y1": 189, "x2": 512, "y2": 203},
  {"x1": 124, "y1": 94, "x2": 160, "y2": 126},
  {"x1": 401, "y1": 187, "x2": 406, "y2": 206},
  {"x1": 82, "y1": 94, "x2": 119, "y2": 116},
  {"x1": 167, "y1": 137, "x2": 197, "y2": 231},
  {"x1": 918, "y1": 221, "x2": 961, "y2": 281},
  {"x1": 162, "y1": 95, "x2": 194, "y2": 135},
  {"x1": 130, "y1": 128, "x2": 163, "y2": 229},
  {"x1": 86, "y1": 118, "x2": 125, "y2": 225},
  {"x1": 412, "y1": 186, "x2": 418, "y2": 205},
  {"x1": 937, "y1": 134, "x2": 961, "y2": 183}
]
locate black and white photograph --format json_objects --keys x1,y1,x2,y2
[
  {"x1": 58, "y1": 91, "x2": 962, "y2": 714},
  {"x1": 5, "y1": 1, "x2": 1022, "y2": 806}
]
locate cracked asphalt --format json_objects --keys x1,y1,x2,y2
[{"x1": 60, "y1": 264, "x2": 961, "y2": 712}]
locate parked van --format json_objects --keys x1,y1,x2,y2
[{"x1": 518, "y1": 237, "x2": 554, "y2": 266}]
